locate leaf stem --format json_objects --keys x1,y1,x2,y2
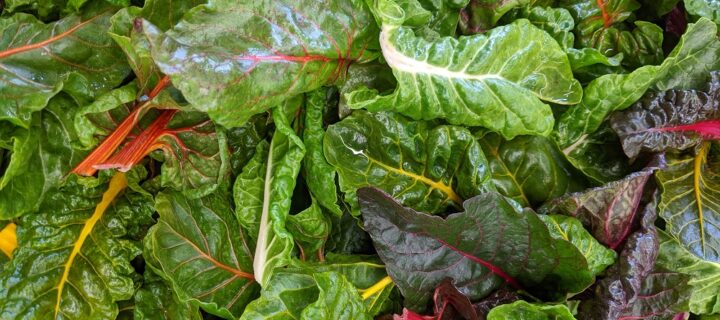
[
  {"x1": 361, "y1": 276, "x2": 393, "y2": 300},
  {"x1": 0, "y1": 223, "x2": 17, "y2": 259}
]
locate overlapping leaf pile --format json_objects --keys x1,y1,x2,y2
[{"x1": 0, "y1": 0, "x2": 719, "y2": 319}]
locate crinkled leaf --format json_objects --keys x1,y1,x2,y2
[
  {"x1": 134, "y1": 269, "x2": 202, "y2": 320},
  {"x1": 234, "y1": 141, "x2": 269, "y2": 243},
  {"x1": 656, "y1": 229, "x2": 720, "y2": 314},
  {"x1": 146, "y1": 0, "x2": 380, "y2": 128},
  {"x1": 139, "y1": 0, "x2": 206, "y2": 31},
  {"x1": 349, "y1": 18, "x2": 581, "y2": 138},
  {"x1": 656, "y1": 143, "x2": 720, "y2": 262},
  {"x1": 524, "y1": 6, "x2": 575, "y2": 50},
  {"x1": 611, "y1": 78, "x2": 720, "y2": 158},
  {"x1": 560, "y1": 125, "x2": 630, "y2": 184},
  {"x1": 487, "y1": 301, "x2": 575, "y2": 320},
  {"x1": 578, "y1": 195, "x2": 659, "y2": 319},
  {"x1": 540, "y1": 168, "x2": 655, "y2": 249},
  {"x1": 227, "y1": 114, "x2": 268, "y2": 176},
  {"x1": 338, "y1": 63, "x2": 396, "y2": 118},
  {"x1": 458, "y1": 0, "x2": 531, "y2": 34},
  {"x1": 555, "y1": 18, "x2": 720, "y2": 151},
  {"x1": 73, "y1": 82, "x2": 138, "y2": 148},
  {"x1": 303, "y1": 88, "x2": 342, "y2": 216},
  {"x1": 0, "y1": 95, "x2": 85, "y2": 219},
  {"x1": 479, "y1": 133, "x2": 586, "y2": 207},
  {"x1": 616, "y1": 267, "x2": 691, "y2": 319},
  {"x1": 359, "y1": 187, "x2": 594, "y2": 311},
  {"x1": 301, "y1": 271, "x2": 371, "y2": 319},
  {"x1": 145, "y1": 190, "x2": 259, "y2": 319},
  {"x1": 324, "y1": 111, "x2": 492, "y2": 215},
  {"x1": 0, "y1": 12, "x2": 130, "y2": 127},
  {"x1": 538, "y1": 214, "x2": 617, "y2": 276},
  {"x1": 583, "y1": 21, "x2": 664, "y2": 69},
  {"x1": 0, "y1": 173, "x2": 154, "y2": 319},
  {"x1": 686, "y1": 0, "x2": 720, "y2": 25},
  {"x1": 286, "y1": 199, "x2": 331, "y2": 261}
]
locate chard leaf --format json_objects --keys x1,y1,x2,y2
[
  {"x1": 146, "y1": 0, "x2": 379, "y2": 128},
  {"x1": 685, "y1": 0, "x2": 720, "y2": 25},
  {"x1": 458, "y1": 0, "x2": 531, "y2": 34},
  {"x1": 581, "y1": 20, "x2": 664, "y2": 69},
  {"x1": 234, "y1": 141, "x2": 269, "y2": 243},
  {"x1": 656, "y1": 229, "x2": 720, "y2": 315},
  {"x1": 656, "y1": 142, "x2": 720, "y2": 262},
  {"x1": 0, "y1": 95, "x2": 85, "y2": 219},
  {"x1": 324, "y1": 111, "x2": 492, "y2": 215},
  {"x1": 555, "y1": 18, "x2": 720, "y2": 152},
  {"x1": 487, "y1": 301, "x2": 575, "y2": 320},
  {"x1": 0, "y1": 173, "x2": 154, "y2": 319},
  {"x1": 73, "y1": 82, "x2": 138, "y2": 149},
  {"x1": 145, "y1": 190, "x2": 259, "y2": 318},
  {"x1": 349, "y1": 18, "x2": 581, "y2": 138},
  {"x1": 538, "y1": 214, "x2": 617, "y2": 276},
  {"x1": 560, "y1": 125, "x2": 630, "y2": 184},
  {"x1": 472, "y1": 289, "x2": 521, "y2": 318},
  {"x1": 139, "y1": 0, "x2": 206, "y2": 31},
  {"x1": 359, "y1": 187, "x2": 594, "y2": 311},
  {"x1": 286, "y1": 199, "x2": 331, "y2": 261},
  {"x1": 301, "y1": 272, "x2": 371, "y2": 319},
  {"x1": 134, "y1": 269, "x2": 202, "y2": 320},
  {"x1": 617, "y1": 268, "x2": 691, "y2": 319},
  {"x1": 303, "y1": 88, "x2": 342, "y2": 216},
  {"x1": 479, "y1": 133, "x2": 586, "y2": 207},
  {"x1": 0, "y1": 11, "x2": 130, "y2": 127},
  {"x1": 540, "y1": 168, "x2": 655, "y2": 249},
  {"x1": 611, "y1": 80, "x2": 720, "y2": 158}
]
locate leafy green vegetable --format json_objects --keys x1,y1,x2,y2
[
  {"x1": 686, "y1": 0, "x2": 720, "y2": 24},
  {"x1": 325, "y1": 111, "x2": 493, "y2": 214},
  {"x1": 133, "y1": 269, "x2": 202, "y2": 320},
  {"x1": 359, "y1": 187, "x2": 593, "y2": 311},
  {"x1": 487, "y1": 300, "x2": 576, "y2": 320}
]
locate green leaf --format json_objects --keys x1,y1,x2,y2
[
  {"x1": 413, "y1": 0, "x2": 470, "y2": 37},
  {"x1": 247, "y1": 99, "x2": 306, "y2": 286},
  {"x1": 558, "y1": 0, "x2": 640, "y2": 37},
  {"x1": 145, "y1": 190, "x2": 259, "y2": 319},
  {"x1": 686, "y1": 0, "x2": 720, "y2": 25},
  {"x1": 458, "y1": 0, "x2": 531, "y2": 34},
  {"x1": 227, "y1": 114, "x2": 268, "y2": 176},
  {"x1": 479, "y1": 133, "x2": 586, "y2": 207},
  {"x1": 146, "y1": 0, "x2": 380, "y2": 128},
  {"x1": 487, "y1": 301, "x2": 576, "y2": 320},
  {"x1": 0, "y1": 95, "x2": 86, "y2": 219},
  {"x1": 359, "y1": 188, "x2": 594, "y2": 311},
  {"x1": 348, "y1": 19, "x2": 581, "y2": 138},
  {"x1": 0, "y1": 12, "x2": 130, "y2": 127},
  {"x1": 73, "y1": 82, "x2": 138, "y2": 148},
  {"x1": 139, "y1": 0, "x2": 206, "y2": 31},
  {"x1": 538, "y1": 215, "x2": 616, "y2": 276},
  {"x1": 582, "y1": 21, "x2": 664, "y2": 68},
  {"x1": 524, "y1": 6, "x2": 575, "y2": 50},
  {"x1": 324, "y1": 111, "x2": 493, "y2": 215},
  {"x1": 656, "y1": 142, "x2": 720, "y2": 262},
  {"x1": 303, "y1": 89, "x2": 342, "y2": 216},
  {"x1": 286, "y1": 199, "x2": 331, "y2": 261},
  {"x1": 235, "y1": 141, "x2": 269, "y2": 243},
  {"x1": 0, "y1": 172, "x2": 154, "y2": 319},
  {"x1": 301, "y1": 272, "x2": 371, "y2": 319},
  {"x1": 559, "y1": 125, "x2": 630, "y2": 184},
  {"x1": 656, "y1": 229, "x2": 720, "y2": 315},
  {"x1": 134, "y1": 269, "x2": 202, "y2": 320}
]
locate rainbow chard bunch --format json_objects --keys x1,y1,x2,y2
[{"x1": 0, "y1": 0, "x2": 719, "y2": 319}]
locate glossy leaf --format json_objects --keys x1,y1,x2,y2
[
  {"x1": 554, "y1": 18, "x2": 720, "y2": 152},
  {"x1": 0, "y1": 11, "x2": 130, "y2": 127},
  {"x1": 656, "y1": 143, "x2": 720, "y2": 262},
  {"x1": 286, "y1": 199, "x2": 331, "y2": 261},
  {"x1": 134, "y1": 269, "x2": 202, "y2": 320},
  {"x1": 538, "y1": 214, "x2": 617, "y2": 276},
  {"x1": 325, "y1": 111, "x2": 492, "y2": 215},
  {"x1": 145, "y1": 190, "x2": 259, "y2": 319},
  {"x1": 349, "y1": 17, "x2": 581, "y2": 138},
  {"x1": 146, "y1": 0, "x2": 380, "y2": 128},
  {"x1": 234, "y1": 141, "x2": 269, "y2": 242},
  {"x1": 583, "y1": 21, "x2": 664, "y2": 69},
  {"x1": 302, "y1": 271, "x2": 371, "y2": 319},
  {"x1": 251, "y1": 100, "x2": 306, "y2": 286},
  {"x1": 479, "y1": 133, "x2": 586, "y2": 207},
  {"x1": 458, "y1": 0, "x2": 530, "y2": 34},
  {"x1": 303, "y1": 88, "x2": 342, "y2": 216},
  {"x1": 616, "y1": 268, "x2": 691, "y2": 320},
  {"x1": 0, "y1": 95, "x2": 86, "y2": 219},
  {"x1": 656, "y1": 229, "x2": 720, "y2": 315},
  {"x1": 487, "y1": 301, "x2": 575, "y2": 320},
  {"x1": 611, "y1": 78, "x2": 720, "y2": 158},
  {"x1": 139, "y1": 0, "x2": 206, "y2": 31},
  {"x1": 359, "y1": 187, "x2": 594, "y2": 311},
  {"x1": 471, "y1": 289, "x2": 520, "y2": 318},
  {"x1": 0, "y1": 173, "x2": 154, "y2": 319},
  {"x1": 686, "y1": 0, "x2": 720, "y2": 25},
  {"x1": 540, "y1": 168, "x2": 656, "y2": 249},
  {"x1": 560, "y1": 125, "x2": 630, "y2": 184}
]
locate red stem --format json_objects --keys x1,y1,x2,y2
[{"x1": 596, "y1": 0, "x2": 612, "y2": 28}]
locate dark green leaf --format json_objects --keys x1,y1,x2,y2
[
  {"x1": 458, "y1": 0, "x2": 531, "y2": 34},
  {"x1": 325, "y1": 111, "x2": 493, "y2": 215},
  {"x1": 359, "y1": 187, "x2": 594, "y2": 311},
  {"x1": 134, "y1": 269, "x2": 202, "y2": 320},
  {"x1": 286, "y1": 199, "x2": 331, "y2": 261}
]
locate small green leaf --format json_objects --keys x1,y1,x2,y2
[
  {"x1": 487, "y1": 301, "x2": 576, "y2": 320},
  {"x1": 538, "y1": 215, "x2": 616, "y2": 276}
]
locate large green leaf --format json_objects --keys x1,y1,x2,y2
[
  {"x1": 0, "y1": 11, "x2": 130, "y2": 127},
  {"x1": 487, "y1": 301, "x2": 575, "y2": 320},
  {"x1": 0, "y1": 172, "x2": 154, "y2": 319},
  {"x1": 359, "y1": 187, "x2": 593, "y2": 311},
  {"x1": 349, "y1": 15, "x2": 581, "y2": 138},
  {"x1": 0, "y1": 95, "x2": 86, "y2": 219},
  {"x1": 656, "y1": 229, "x2": 720, "y2": 314},
  {"x1": 686, "y1": 0, "x2": 720, "y2": 25},
  {"x1": 134, "y1": 269, "x2": 202, "y2": 320},
  {"x1": 656, "y1": 142, "x2": 720, "y2": 262},
  {"x1": 146, "y1": 0, "x2": 379, "y2": 128},
  {"x1": 324, "y1": 111, "x2": 492, "y2": 215},
  {"x1": 538, "y1": 214, "x2": 616, "y2": 276},
  {"x1": 479, "y1": 133, "x2": 586, "y2": 207},
  {"x1": 145, "y1": 190, "x2": 259, "y2": 319},
  {"x1": 554, "y1": 18, "x2": 720, "y2": 153}
]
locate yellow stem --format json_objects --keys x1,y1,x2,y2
[
  {"x1": 361, "y1": 276, "x2": 393, "y2": 300},
  {"x1": 0, "y1": 222, "x2": 17, "y2": 258}
]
